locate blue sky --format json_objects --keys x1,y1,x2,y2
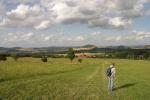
[{"x1": 0, "y1": 0, "x2": 150, "y2": 47}]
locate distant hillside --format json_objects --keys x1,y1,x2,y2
[
  {"x1": 0, "y1": 45, "x2": 149, "y2": 55},
  {"x1": 81, "y1": 44, "x2": 97, "y2": 48},
  {"x1": 130, "y1": 45, "x2": 150, "y2": 49}
]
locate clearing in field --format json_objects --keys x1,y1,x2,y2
[{"x1": 0, "y1": 58, "x2": 150, "y2": 100}]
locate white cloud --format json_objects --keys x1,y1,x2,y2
[
  {"x1": 44, "y1": 36, "x2": 51, "y2": 41},
  {"x1": 63, "y1": 35, "x2": 85, "y2": 42},
  {"x1": 1, "y1": 30, "x2": 150, "y2": 47},
  {"x1": 104, "y1": 30, "x2": 150, "y2": 42},
  {"x1": 41, "y1": 34, "x2": 54, "y2": 41},
  {"x1": 1, "y1": 31, "x2": 87, "y2": 47},
  {"x1": 105, "y1": 36, "x2": 122, "y2": 41},
  {"x1": 90, "y1": 32, "x2": 101, "y2": 36},
  {"x1": 0, "y1": 4, "x2": 55, "y2": 29},
  {"x1": 34, "y1": 20, "x2": 50, "y2": 30},
  {"x1": 0, "y1": 0, "x2": 149, "y2": 30},
  {"x1": 135, "y1": 31, "x2": 150, "y2": 40},
  {"x1": 4, "y1": 32, "x2": 34, "y2": 42},
  {"x1": 109, "y1": 17, "x2": 132, "y2": 28},
  {"x1": 23, "y1": 32, "x2": 34, "y2": 40},
  {"x1": 7, "y1": 4, "x2": 30, "y2": 19},
  {"x1": 75, "y1": 36, "x2": 85, "y2": 41},
  {"x1": 0, "y1": 18, "x2": 9, "y2": 26}
]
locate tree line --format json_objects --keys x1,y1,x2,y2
[
  {"x1": 0, "y1": 48, "x2": 150, "y2": 62},
  {"x1": 102, "y1": 49, "x2": 150, "y2": 60}
]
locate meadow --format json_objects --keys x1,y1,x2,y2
[{"x1": 0, "y1": 58, "x2": 150, "y2": 100}]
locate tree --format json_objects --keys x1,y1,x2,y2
[
  {"x1": 11, "y1": 53, "x2": 19, "y2": 61},
  {"x1": 41, "y1": 56, "x2": 48, "y2": 62},
  {"x1": 78, "y1": 58, "x2": 83, "y2": 63},
  {"x1": 67, "y1": 48, "x2": 75, "y2": 62},
  {"x1": 0, "y1": 54, "x2": 7, "y2": 61}
]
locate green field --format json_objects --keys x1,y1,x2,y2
[{"x1": 0, "y1": 58, "x2": 150, "y2": 100}]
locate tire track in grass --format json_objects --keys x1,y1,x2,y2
[
  {"x1": 86, "y1": 66, "x2": 100, "y2": 82},
  {"x1": 81, "y1": 63, "x2": 108, "y2": 100},
  {"x1": 75, "y1": 62, "x2": 109, "y2": 100},
  {"x1": 70, "y1": 65, "x2": 102, "y2": 100},
  {"x1": 96, "y1": 61, "x2": 114, "y2": 99}
]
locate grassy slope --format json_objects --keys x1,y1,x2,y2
[{"x1": 0, "y1": 58, "x2": 150, "y2": 100}]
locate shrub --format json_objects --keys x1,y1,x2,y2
[
  {"x1": 41, "y1": 56, "x2": 48, "y2": 62},
  {"x1": 78, "y1": 59, "x2": 83, "y2": 63},
  {"x1": 0, "y1": 54, "x2": 7, "y2": 61},
  {"x1": 11, "y1": 53, "x2": 19, "y2": 61}
]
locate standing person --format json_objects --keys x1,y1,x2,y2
[{"x1": 106, "y1": 63, "x2": 116, "y2": 91}]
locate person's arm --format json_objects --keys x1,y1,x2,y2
[{"x1": 113, "y1": 68, "x2": 116, "y2": 79}]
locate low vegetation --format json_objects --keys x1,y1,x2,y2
[
  {"x1": 0, "y1": 54, "x2": 7, "y2": 61},
  {"x1": 41, "y1": 56, "x2": 48, "y2": 62},
  {"x1": 0, "y1": 58, "x2": 149, "y2": 100},
  {"x1": 11, "y1": 53, "x2": 19, "y2": 61},
  {"x1": 67, "y1": 48, "x2": 75, "y2": 62},
  {"x1": 78, "y1": 58, "x2": 83, "y2": 63}
]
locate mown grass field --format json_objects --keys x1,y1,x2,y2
[{"x1": 0, "y1": 58, "x2": 150, "y2": 100}]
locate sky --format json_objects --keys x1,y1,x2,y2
[{"x1": 0, "y1": 0, "x2": 150, "y2": 47}]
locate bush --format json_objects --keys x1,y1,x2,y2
[
  {"x1": 41, "y1": 56, "x2": 48, "y2": 62},
  {"x1": 78, "y1": 59, "x2": 83, "y2": 63},
  {"x1": 11, "y1": 53, "x2": 19, "y2": 61},
  {"x1": 0, "y1": 54, "x2": 7, "y2": 61}
]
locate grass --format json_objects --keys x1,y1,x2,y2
[{"x1": 0, "y1": 58, "x2": 150, "y2": 100}]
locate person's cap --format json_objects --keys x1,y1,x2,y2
[{"x1": 110, "y1": 65, "x2": 113, "y2": 68}]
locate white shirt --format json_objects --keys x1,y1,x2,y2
[{"x1": 110, "y1": 65, "x2": 116, "y2": 78}]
